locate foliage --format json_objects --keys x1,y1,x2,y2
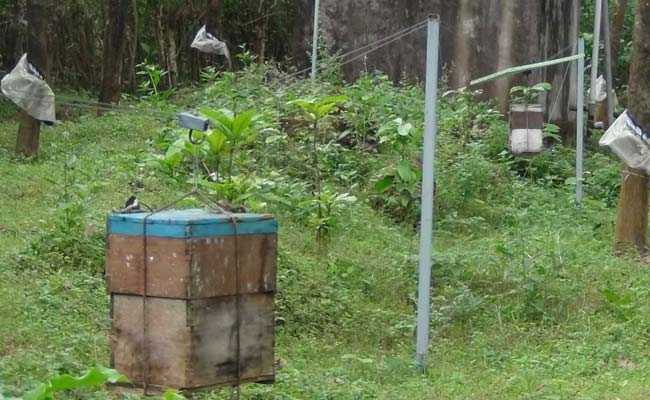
[
  {"x1": 2, "y1": 51, "x2": 649, "y2": 400},
  {"x1": 509, "y1": 82, "x2": 552, "y2": 104},
  {"x1": 23, "y1": 367, "x2": 126, "y2": 400},
  {"x1": 15, "y1": 181, "x2": 105, "y2": 273},
  {"x1": 287, "y1": 95, "x2": 351, "y2": 242},
  {"x1": 136, "y1": 61, "x2": 174, "y2": 101}
]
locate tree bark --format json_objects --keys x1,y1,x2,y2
[
  {"x1": 16, "y1": 0, "x2": 49, "y2": 157},
  {"x1": 99, "y1": 0, "x2": 130, "y2": 105},
  {"x1": 205, "y1": 0, "x2": 222, "y2": 35},
  {"x1": 614, "y1": 0, "x2": 650, "y2": 255},
  {"x1": 128, "y1": 0, "x2": 138, "y2": 93},
  {"x1": 255, "y1": 0, "x2": 267, "y2": 63},
  {"x1": 610, "y1": 0, "x2": 629, "y2": 79}
]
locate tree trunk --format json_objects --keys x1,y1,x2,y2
[
  {"x1": 255, "y1": 0, "x2": 267, "y2": 63},
  {"x1": 610, "y1": 0, "x2": 629, "y2": 79},
  {"x1": 16, "y1": 0, "x2": 49, "y2": 157},
  {"x1": 128, "y1": 0, "x2": 138, "y2": 93},
  {"x1": 166, "y1": 24, "x2": 178, "y2": 86},
  {"x1": 614, "y1": 0, "x2": 650, "y2": 255},
  {"x1": 205, "y1": 0, "x2": 222, "y2": 35},
  {"x1": 99, "y1": 0, "x2": 130, "y2": 105}
]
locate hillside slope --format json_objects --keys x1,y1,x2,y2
[{"x1": 1, "y1": 68, "x2": 649, "y2": 399}]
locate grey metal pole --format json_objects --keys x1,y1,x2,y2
[
  {"x1": 590, "y1": 0, "x2": 603, "y2": 104},
  {"x1": 602, "y1": 0, "x2": 615, "y2": 127},
  {"x1": 577, "y1": 38, "x2": 586, "y2": 203},
  {"x1": 416, "y1": 15, "x2": 439, "y2": 370},
  {"x1": 310, "y1": 0, "x2": 321, "y2": 80}
]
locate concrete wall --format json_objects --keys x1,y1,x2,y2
[{"x1": 300, "y1": 0, "x2": 580, "y2": 123}]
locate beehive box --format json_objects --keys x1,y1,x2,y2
[
  {"x1": 106, "y1": 209, "x2": 277, "y2": 391},
  {"x1": 509, "y1": 104, "x2": 544, "y2": 156}
]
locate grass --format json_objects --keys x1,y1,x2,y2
[{"x1": 1, "y1": 78, "x2": 650, "y2": 400}]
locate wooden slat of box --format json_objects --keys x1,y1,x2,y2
[
  {"x1": 105, "y1": 209, "x2": 277, "y2": 299},
  {"x1": 107, "y1": 234, "x2": 277, "y2": 298},
  {"x1": 110, "y1": 293, "x2": 275, "y2": 389}
]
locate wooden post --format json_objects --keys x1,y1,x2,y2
[
  {"x1": 613, "y1": 0, "x2": 650, "y2": 255},
  {"x1": 99, "y1": 0, "x2": 130, "y2": 106},
  {"x1": 15, "y1": 0, "x2": 49, "y2": 157}
]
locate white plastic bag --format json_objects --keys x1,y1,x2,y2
[
  {"x1": 191, "y1": 25, "x2": 230, "y2": 57},
  {"x1": 590, "y1": 75, "x2": 608, "y2": 103},
  {"x1": 599, "y1": 110, "x2": 650, "y2": 172},
  {"x1": 0, "y1": 54, "x2": 55, "y2": 123}
]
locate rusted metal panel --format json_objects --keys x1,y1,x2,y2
[
  {"x1": 106, "y1": 234, "x2": 276, "y2": 298},
  {"x1": 111, "y1": 294, "x2": 275, "y2": 390}
]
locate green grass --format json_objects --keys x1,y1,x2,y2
[{"x1": 1, "y1": 82, "x2": 650, "y2": 400}]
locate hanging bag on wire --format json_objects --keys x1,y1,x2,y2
[
  {"x1": 599, "y1": 110, "x2": 650, "y2": 173},
  {"x1": 191, "y1": 25, "x2": 230, "y2": 57},
  {"x1": 0, "y1": 53, "x2": 55, "y2": 123}
]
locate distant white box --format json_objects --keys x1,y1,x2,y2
[{"x1": 510, "y1": 128, "x2": 543, "y2": 155}]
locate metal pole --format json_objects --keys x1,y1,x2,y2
[
  {"x1": 310, "y1": 0, "x2": 321, "y2": 80},
  {"x1": 577, "y1": 38, "x2": 586, "y2": 203},
  {"x1": 416, "y1": 15, "x2": 439, "y2": 370},
  {"x1": 602, "y1": 0, "x2": 615, "y2": 127},
  {"x1": 590, "y1": 0, "x2": 603, "y2": 104}
]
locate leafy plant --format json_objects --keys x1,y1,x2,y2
[
  {"x1": 201, "y1": 107, "x2": 261, "y2": 182},
  {"x1": 378, "y1": 117, "x2": 416, "y2": 155},
  {"x1": 509, "y1": 82, "x2": 552, "y2": 104},
  {"x1": 288, "y1": 95, "x2": 349, "y2": 242},
  {"x1": 23, "y1": 367, "x2": 126, "y2": 400},
  {"x1": 307, "y1": 187, "x2": 357, "y2": 242},
  {"x1": 372, "y1": 159, "x2": 421, "y2": 224},
  {"x1": 200, "y1": 66, "x2": 220, "y2": 83},
  {"x1": 543, "y1": 123, "x2": 561, "y2": 142},
  {"x1": 137, "y1": 61, "x2": 174, "y2": 101}
]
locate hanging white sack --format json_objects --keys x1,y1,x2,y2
[
  {"x1": 0, "y1": 54, "x2": 55, "y2": 123},
  {"x1": 191, "y1": 25, "x2": 230, "y2": 58},
  {"x1": 599, "y1": 110, "x2": 650, "y2": 173}
]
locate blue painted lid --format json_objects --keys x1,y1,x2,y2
[{"x1": 107, "y1": 208, "x2": 277, "y2": 238}]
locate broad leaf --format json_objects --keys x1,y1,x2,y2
[
  {"x1": 396, "y1": 160, "x2": 417, "y2": 183},
  {"x1": 375, "y1": 175, "x2": 395, "y2": 192},
  {"x1": 206, "y1": 130, "x2": 227, "y2": 154}
]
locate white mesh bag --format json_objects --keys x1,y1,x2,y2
[
  {"x1": 0, "y1": 53, "x2": 55, "y2": 123},
  {"x1": 599, "y1": 110, "x2": 650, "y2": 172},
  {"x1": 191, "y1": 25, "x2": 230, "y2": 57}
]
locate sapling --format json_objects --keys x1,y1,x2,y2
[
  {"x1": 509, "y1": 82, "x2": 552, "y2": 105},
  {"x1": 288, "y1": 95, "x2": 348, "y2": 242}
]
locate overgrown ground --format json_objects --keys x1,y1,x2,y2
[{"x1": 1, "y1": 65, "x2": 650, "y2": 399}]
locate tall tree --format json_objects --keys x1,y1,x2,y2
[
  {"x1": 614, "y1": 0, "x2": 650, "y2": 255},
  {"x1": 610, "y1": 0, "x2": 629, "y2": 78},
  {"x1": 16, "y1": 0, "x2": 49, "y2": 157},
  {"x1": 205, "y1": 0, "x2": 222, "y2": 35},
  {"x1": 99, "y1": 0, "x2": 130, "y2": 105}
]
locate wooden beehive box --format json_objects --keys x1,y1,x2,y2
[
  {"x1": 509, "y1": 104, "x2": 544, "y2": 156},
  {"x1": 106, "y1": 209, "x2": 277, "y2": 392}
]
